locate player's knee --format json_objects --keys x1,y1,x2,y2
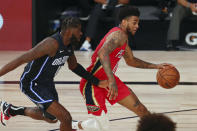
[
  {"x1": 58, "y1": 111, "x2": 72, "y2": 124},
  {"x1": 43, "y1": 111, "x2": 58, "y2": 123},
  {"x1": 63, "y1": 112, "x2": 72, "y2": 124}
]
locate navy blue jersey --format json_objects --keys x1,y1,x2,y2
[
  {"x1": 20, "y1": 32, "x2": 74, "y2": 85},
  {"x1": 188, "y1": 0, "x2": 197, "y2": 3}
]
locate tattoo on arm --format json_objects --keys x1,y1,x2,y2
[
  {"x1": 133, "y1": 57, "x2": 156, "y2": 69},
  {"x1": 98, "y1": 31, "x2": 127, "y2": 80},
  {"x1": 133, "y1": 100, "x2": 140, "y2": 107},
  {"x1": 123, "y1": 45, "x2": 156, "y2": 69},
  {"x1": 0, "y1": 38, "x2": 57, "y2": 77}
]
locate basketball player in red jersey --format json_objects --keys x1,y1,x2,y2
[{"x1": 72, "y1": 6, "x2": 173, "y2": 131}]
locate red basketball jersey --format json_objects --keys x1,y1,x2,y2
[{"x1": 87, "y1": 27, "x2": 127, "y2": 79}]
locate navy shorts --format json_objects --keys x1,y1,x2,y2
[{"x1": 20, "y1": 81, "x2": 59, "y2": 111}]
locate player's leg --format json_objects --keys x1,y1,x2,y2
[
  {"x1": 109, "y1": 76, "x2": 150, "y2": 117},
  {"x1": 0, "y1": 101, "x2": 56, "y2": 126},
  {"x1": 47, "y1": 101, "x2": 73, "y2": 131},
  {"x1": 1, "y1": 100, "x2": 74, "y2": 130},
  {"x1": 117, "y1": 88, "x2": 150, "y2": 117},
  {"x1": 76, "y1": 79, "x2": 109, "y2": 131},
  {"x1": 24, "y1": 106, "x2": 57, "y2": 123},
  {"x1": 29, "y1": 84, "x2": 73, "y2": 131},
  {"x1": 1, "y1": 100, "x2": 73, "y2": 130},
  {"x1": 73, "y1": 111, "x2": 109, "y2": 131}
]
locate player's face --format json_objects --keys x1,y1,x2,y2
[
  {"x1": 70, "y1": 25, "x2": 82, "y2": 42},
  {"x1": 126, "y1": 16, "x2": 139, "y2": 35},
  {"x1": 69, "y1": 25, "x2": 82, "y2": 47}
]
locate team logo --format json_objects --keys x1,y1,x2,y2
[
  {"x1": 87, "y1": 105, "x2": 100, "y2": 112},
  {"x1": 185, "y1": 32, "x2": 197, "y2": 46},
  {"x1": 52, "y1": 56, "x2": 68, "y2": 66},
  {"x1": 0, "y1": 14, "x2": 3, "y2": 30}
]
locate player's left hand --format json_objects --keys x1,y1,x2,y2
[{"x1": 156, "y1": 63, "x2": 174, "y2": 69}]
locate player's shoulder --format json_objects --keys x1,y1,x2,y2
[
  {"x1": 45, "y1": 36, "x2": 58, "y2": 43},
  {"x1": 110, "y1": 29, "x2": 127, "y2": 39},
  {"x1": 106, "y1": 29, "x2": 127, "y2": 47},
  {"x1": 41, "y1": 37, "x2": 58, "y2": 46},
  {"x1": 35, "y1": 37, "x2": 59, "y2": 52}
]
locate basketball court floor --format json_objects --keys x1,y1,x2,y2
[{"x1": 0, "y1": 51, "x2": 197, "y2": 131}]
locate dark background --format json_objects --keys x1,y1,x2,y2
[{"x1": 32, "y1": 0, "x2": 197, "y2": 50}]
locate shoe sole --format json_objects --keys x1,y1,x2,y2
[{"x1": 0, "y1": 101, "x2": 6, "y2": 126}]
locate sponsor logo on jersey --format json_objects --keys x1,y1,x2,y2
[{"x1": 52, "y1": 56, "x2": 68, "y2": 66}]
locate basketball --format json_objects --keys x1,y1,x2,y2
[{"x1": 156, "y1": 66, "x2": 180, "y2": 89}]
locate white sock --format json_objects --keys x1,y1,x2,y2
[
  {"x1": 80, "y1": 111, "x2": 109, "y2": 131},
  {"x1": 95, "y1": 112, "x2": 109, "y2": 131},
  {"x1": 72, "y1": 121, "x2": 79, "y2": 130},
  {"x1": 81, "y1": 118, "x2": 100, "y2": 131}
]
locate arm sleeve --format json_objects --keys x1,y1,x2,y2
[{"x1": 71, "y1": 63, "x2": 99, "y2": 86}]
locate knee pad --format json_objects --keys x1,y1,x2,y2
[
  {"x1": 43, "y1": 112, "x2": 57, "y2": 121},
  {"x1": 36, "y1": 103, "x2": 57, "y2": 121}
]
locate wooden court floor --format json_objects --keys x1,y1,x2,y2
[{"x1": 0, "y1": 51, "x2": 197, "y2": 131}]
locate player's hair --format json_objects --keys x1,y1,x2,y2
[
  {"x1": 137, "y1": 113, "x2": 176, "y2": 131},
  {"x1": 118, "y1": 6, "x2": 140, "y2": 22},
  {"x1": 61, "y1": 17, "x2": 81, "y2": 31}
]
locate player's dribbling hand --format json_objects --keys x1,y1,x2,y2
[
  {"x1": 156, "y1": 63, "x2": 174, "y2": 69},
  {"x1": 107, "y1": 80, "x2": 118, "y2": 100},
  {"x1": 98, "y1": 80, "x2": 108, "y2": 89}
]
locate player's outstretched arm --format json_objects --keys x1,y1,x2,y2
[
  {"x1": 123, "y1": 45, "x2": 172, "y2": 69},
  {"x1": 98, "y1": 30, "x2": 127, "y2": 100},
  {"x1": 0, "y1": 37, "x2": 58, "y2": 77},
  {"x1": 67, "y1": 54, "x2": 108, "y2": 88}
]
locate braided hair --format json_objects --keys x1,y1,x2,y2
[{"x1": 61, "y1": 17, "x2": 81, "y2": 32}]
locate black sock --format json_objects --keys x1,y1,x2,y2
[{"x1": 9, "y1": 105, "x2": 26, "y2": 116}]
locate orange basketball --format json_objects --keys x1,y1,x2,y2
[{"x1": 156, "y1": 66, "x2": 180, "y2": 89}]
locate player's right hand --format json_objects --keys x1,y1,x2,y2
[
  {"x1": 156, "y1": 63, "x2": 174, "y2": 69},
  {"x1": 107, "y1": 81, "x2": 118, "y2": 100}
]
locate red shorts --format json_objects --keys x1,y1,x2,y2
[{"x1": 79, "y1": 75, "x2": 131, "y2": 116}]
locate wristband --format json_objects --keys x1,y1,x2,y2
[{"x1": 71, "y1": 63, "x2": 99, "y2": 86}]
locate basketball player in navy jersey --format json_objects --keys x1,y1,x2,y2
[{"x1": 0, "y1": 17, "x2": 107, "y2": 131}]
